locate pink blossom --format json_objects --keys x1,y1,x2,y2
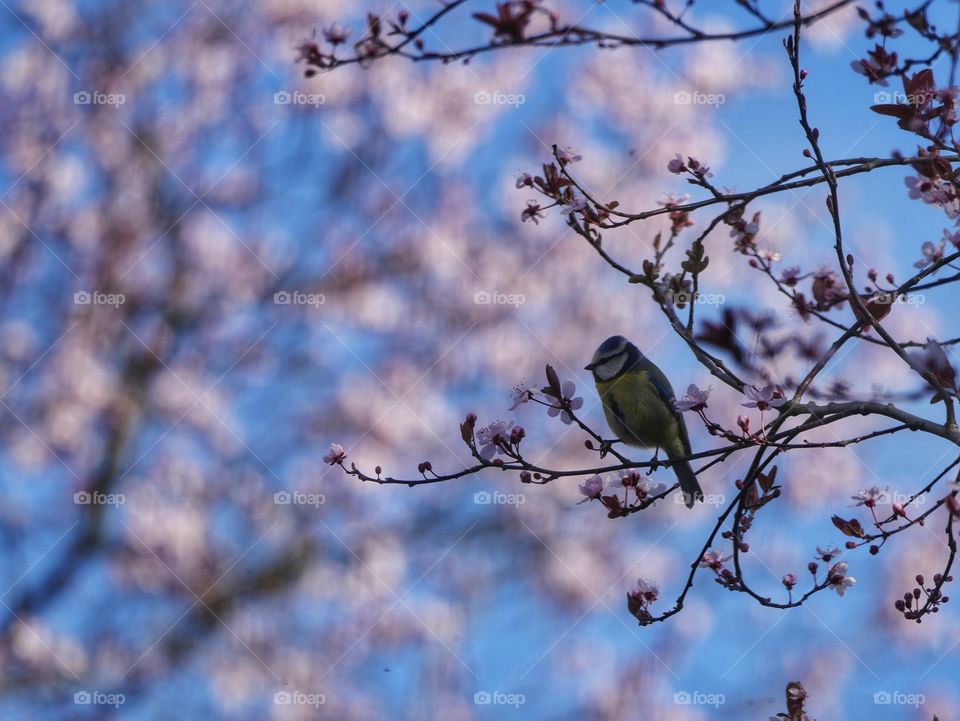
[
  {"x1": 816, "y1": 545, "x2": 841, "y2": 562},
  {"x1": 546, "y1": 380, "x2": 583, "y2": 424},
  {"x1": 323, "y1": 23, "x2": 351, "y2": 45},
  {"x1": 613, "y1": 470, "x2": 665, "y2": 499},
  {"x1": 521, "y1": 200, "x2": 545, "y2": 224},
  {"x1": 632, "y1": 577, "x2": 659, "y2": 601},
  {"x1": 508, "y1": 380, "x2": 535, "y2": 410},
  {"x1": 577, "y1": 474, "x2": 604, "y2": 503},
  {"x1": 741, "y1": 385, "x2": 786, "y2": 411},
  {"x1": 905, "y1": 175, "x2": 960, "y2": 218},
  {"x1": 780, "y1": 266, "x2": 802, "y2": 285},
  {"x1": 828, "y1": 561, "x2": 856, "y2": 597},
  {"x1": 626, "y1": 576, "x2": 659, "y2": 623},
  {"x1": 914, "y1": 239, "x2": 945, "y2": 269},
  {"x1": 850, "y1": 485, "x2": 887, "y2": 507},
  {"x1": 699, "y1": 549, "x2": 732, "y2": 570},
  {"x1": 515, "y1": 172, "x2": 533, "y2": 189},
  {"x1": 674, "y1": 384, "x2": 711, "y2": 412},
  {"x1": 685, "y1": 156, "x2": 712, "y2": 178},
  {"x1": 323, "y1": 443, "x2": 347, "y2": 465},
  {"x1": 905, "y1": 175, "x2": 926, "y2": 200},
  {"x1": 564, "y1": 192, "x2": 588, "y2": 212},
  {"x1": 476, "y1": 420, "x2": 514, "y2": 459},
  {"x1": 557, "y1": 146, "x2": 582, "y2": 164}
]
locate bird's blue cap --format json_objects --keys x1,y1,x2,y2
[
  {"x1": 585, "y1": 335, "x2": 632, "y2": 370},
  {"x1": 597, "y1": 335, "x2": 628, "y2": 355}
]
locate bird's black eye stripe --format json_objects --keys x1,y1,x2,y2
[{"x1": 595, "y1": 351, "x2": 624, "y2": 365}]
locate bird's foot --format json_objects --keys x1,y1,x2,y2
[{"x1": 646, "y1": 448, "x2": 660, "y2": 475}]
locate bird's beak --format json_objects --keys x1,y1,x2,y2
[{"x1": 584, "y1": 362, "x2": 596, "y2": 371}]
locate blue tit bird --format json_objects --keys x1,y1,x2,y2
[{"x1": 585, "y1": 335, "x2": 703, "y2": 508}]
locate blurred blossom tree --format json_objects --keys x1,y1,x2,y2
[{"x1": 4, "y1": 0, "x2": 960, "y2": 718}]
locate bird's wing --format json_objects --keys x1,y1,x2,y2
[{"x1": 639, "y1": 358, "x2": 693, "y2": 456}]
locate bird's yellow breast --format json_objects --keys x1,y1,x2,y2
[{"x1": 595, "y1": 369, "x2": 684, "y2": 454}]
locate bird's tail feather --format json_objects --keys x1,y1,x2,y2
[{"x1": 670, "y1": 456, "x2": 703, "y2": 509}]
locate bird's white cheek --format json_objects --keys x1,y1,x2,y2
[{"x1": 595, "y1": 357, "x2": 625, "y2": 381}]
